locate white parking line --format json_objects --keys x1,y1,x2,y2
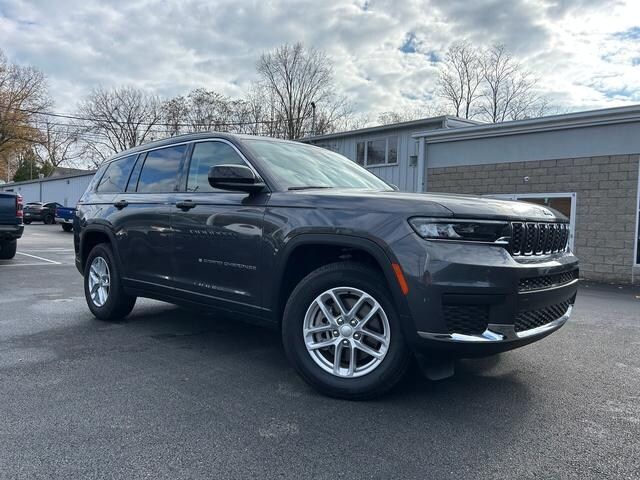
[{"x1": 16, "y1": 252, "x2": 61, "y2": 265}]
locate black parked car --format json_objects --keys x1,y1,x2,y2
[
  {"x1": 74, "y1": 133, "x2": 579, "y2": 399},
  {"x1": 0, "y1": 192, "x2": 24, "y2": 259},
  {"x1": 23, "y1": 201, "x2": 61, "y2": 224}
]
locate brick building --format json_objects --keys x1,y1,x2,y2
[{"x1": 308, "y1": 105, "x2": 640, "y2": 284}]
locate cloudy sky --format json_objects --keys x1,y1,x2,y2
[{"x1": 1, "y1": 0, "x2": 639, "y2": 120}]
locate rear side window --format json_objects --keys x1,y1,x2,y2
[
  {"x1": 186, "y1": 141, "x2": 247, "y2": 192},
  {"x1": 136, "y1": 145, "x2": 187, "y2": 193},
  {"x1": 96, "y1": 155, "x2": 137, "y2": 193}
]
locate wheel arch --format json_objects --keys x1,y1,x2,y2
[
  {"x1": 79, "y1": 225, "x2": 122, "y2": 274},
  {"x1": 272, "y1": 234, "x2": 410, "y2": 323}
]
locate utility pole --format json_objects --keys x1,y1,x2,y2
[{"x1": 311, "y1": 102, "x2": 316, "y2": 137}]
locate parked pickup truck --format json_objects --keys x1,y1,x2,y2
[
  {"x1": 0, "y1": 192, "x2": 24, "y2": 259},
  {"x1": 55, "y1": 206, "x2": 76, "y2": 232}
]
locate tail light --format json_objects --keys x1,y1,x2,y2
[{"x1": 16, "y1": 195, "x2": 23, "y2": 219}]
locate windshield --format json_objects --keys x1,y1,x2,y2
[{"x1": 244, "y1": 139, "x2": 392, "y2": 191}]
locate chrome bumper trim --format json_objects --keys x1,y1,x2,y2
[{"x1": 417, "y1": 305, "x2": 572, "y2": 343}]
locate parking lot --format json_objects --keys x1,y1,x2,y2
[{"x1": 0, "y1": 224, "x2": 638, "y2": 479}]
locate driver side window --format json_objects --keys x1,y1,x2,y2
[{"x1": 186, "y1": 141, "x2": 247, "y2": 192}]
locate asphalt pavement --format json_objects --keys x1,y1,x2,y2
[{"x1": 1, "y1": 224, "x2": 639, "y2": 479}]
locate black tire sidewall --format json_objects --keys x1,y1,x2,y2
[
  {"x1": 282, "y1": 263, "x2": 409, "y2": 399},
  {"x1": 62, "y1": 224, "x2": 73, "y2": 232},
  {"x1": 83, "y1": 244, "x2": 134, "y2": 321},
  {"x1": 0, "y1": 240, "x2": 17, "y2": 259},
  {"x1": 44, "y1": 215, "x2": 54, "y2": 225}
]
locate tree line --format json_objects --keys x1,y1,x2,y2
[{"x1": 0, "y1": 41, "x2": 552, "y2": 180}]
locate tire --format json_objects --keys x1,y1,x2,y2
[
  {"x1": 282, "y1": 261, "x2": 410, "y2": 400},
  {"x1": 23, "y1": 219, "x2": 31, "y2": 225},
  {"x1": 44, "y1": 214, "x2": 54, "y2": 225},
  {"x1": 83, "y1": 243, "x2": 136, "y2": 321},
  {"x1": 62, "y1": 223, "x2": 73, "y2": 232},
  {"x1": 0, "y1": 240, "x2": 17, "y2": 259}
]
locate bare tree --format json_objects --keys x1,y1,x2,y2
[
  {"x1": 256, "y1": 43, "x2": 335, "y2": 139},
  {"x1": 0, "y1": 49, "x2": 50, "y2": 180},
  {"x1": 479, "y1": 45, "x2": 548, "y2": 122},
  {"x1": 162, "y1": 95, "x2": 188, "y2": 137},
  {"x1": 78, "y1": 86, "x2": 162, "y2": 164},
  {"x1": 32, "y1": 117, "x2": 82, "y2": 168},
  {"x1": 437, "y1": 41, "x2": 483, "y2": 119}
]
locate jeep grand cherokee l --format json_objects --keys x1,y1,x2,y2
[{"x1": 74, "y1": 133, "x2": 579, "y2": 399}]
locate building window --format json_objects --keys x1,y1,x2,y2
[
  {"x1": 355, "y1": 136, "x2": 399, "y2": 167},
  {"x1": 356, "y1": 142, "x2": 365, "y2": 165}
]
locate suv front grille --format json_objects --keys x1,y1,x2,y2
[
  {"x1": 443, "y1": 305, "x2": 489, "y2": 335},
  {"x1": 514, "y1": 301, "x2": 572, "y2": 332},
  {"x1": 509, "y1": 222, "x2": 569, "y2": 256},
  {"x1": 518, "y1": 269, "x2": 579, "y2": 292}
]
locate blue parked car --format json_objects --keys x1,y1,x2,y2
[{"x1": 55, "y1": 205, "x2": 76, "y2": 232}]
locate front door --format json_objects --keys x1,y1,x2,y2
[{"x1": 171, "y1": 140, "x2": 268, "y2": 311}]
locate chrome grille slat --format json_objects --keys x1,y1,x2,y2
[{"x1": 509, "y1": 222, "x2": 569, "y2": 257}]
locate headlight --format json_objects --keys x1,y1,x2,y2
[{"x1": 408, "y1": 217, "x2": 511, "y2": 243}]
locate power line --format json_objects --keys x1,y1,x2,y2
[{"x1": 0, "y1": 103, "x2": 307, "y2": 128}]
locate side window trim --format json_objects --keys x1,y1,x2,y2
[
  {"x1": 181, "y1": 138, "x2": 255, "y2": 194},
  {"x1": 125, "y1": 153, "x2": 143, "y2": 192}
]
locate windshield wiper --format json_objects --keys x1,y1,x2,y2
[{"x1": 288, "y1": 186, "x2": 332, "y2": 191}]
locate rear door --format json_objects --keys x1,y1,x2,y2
[
  {"x1": 114, "y1": 145, "x2": 188, "y2": 287},
  {"x1": 170, "y1": 140, "x2": 268, "y2": 310}
]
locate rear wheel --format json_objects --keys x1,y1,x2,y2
[
  {"x1": 0, "y1": 240, "x2": 17, "y2": 259},
  {"x1": 61, "y1": 223, "x2": 73, "y2": 232},
  {"x1": 23, "y1": 219, "x2": 31, "y2": 225},
  {"x1": 83, "y1": 243, "x2": 136, "y2": 321},
  {"x1": 282, "y1": 262, "x2": 410, "y2": 399},
  {"x1": 44, "y1": 214, "x2": 54, "y2": 225}
]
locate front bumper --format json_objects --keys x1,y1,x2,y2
[{"x1": 391, "y1": 234, "x2": 579, "y2": 357}]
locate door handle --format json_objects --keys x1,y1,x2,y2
[
  {"x1": 113, "y1": 200, "x2": 129, "y2": 209},
  {"x1": 176, "y1": 200, "x2": 196, "y2": 211}
]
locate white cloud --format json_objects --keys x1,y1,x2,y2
[{"x1": 0, "y1": 0, "x2": 639, "y2": 119}]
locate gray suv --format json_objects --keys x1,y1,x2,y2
[{"x1": 74, "y1": 133, "x2": 579, "y2": 399}]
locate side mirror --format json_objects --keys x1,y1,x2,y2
[{"x1": 208, "y1": 165, "x2": 265, "y2": 193}]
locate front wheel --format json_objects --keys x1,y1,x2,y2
[
  {"x1": 44, "y1": 214, "x2": 54, "y2": 225},
  {"x1": 83, "y1": 243, "x2": 136, "y2": 321},
  {"x1": 0, "y1": 240, "x2": 17, "y2": 259},
  {"x1": 282, "y1": 262, "x2": 410, "y2": 400},
  {"x1": 61, "y1": 223, "x2": 73, "y2": 232}
]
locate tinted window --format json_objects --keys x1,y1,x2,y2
[
  {"x1": 136, "y1": 145, "x2": 186, "y2": 193},
  {"x1": 186, "y1": 142, "x2": 246, "y2": 192},
  {"x1": 96, "y1": 155, "x2": 137, "y2": 193}
]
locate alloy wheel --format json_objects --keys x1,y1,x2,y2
[
  {"x1": 88, "y1": 256, "x2": 110, "y2": 307},
  {"x1": 303, "y1": 287, "x2": 391, "y2": 378}
]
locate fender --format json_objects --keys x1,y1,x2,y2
[
  {"x1": 78, "y1": 223, "x2": 124, "y2": 274},
  {"x1": 271, "y1": 232, "x2": 412, "y2": 319}
]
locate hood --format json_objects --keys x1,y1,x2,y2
[
  {"x1": 419, "y1": 192, "x2": 567, "y2": 222},
  {"x1": 271, "y1": 189, "x2": 567, "y2": 222}
]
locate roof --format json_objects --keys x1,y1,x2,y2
[
  {"x1": 303, "y1": 115, "x2": 483, "y2": 142},
  {"x1": 413, "y1": 104, "x2": 640, "y2": 143},
  {"x1": 49, "y1": 167, "x2": 93, "y2": 177},
  {"x1": 1, "y1": 170, "x2": 97, "y2": 188}
]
